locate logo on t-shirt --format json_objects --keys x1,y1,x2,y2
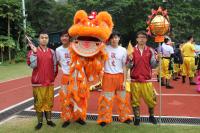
[
  {"x1": 64, "y1": 53, "x2": 70, "y2": 65},
  {"x1": 111, "y1": 52, "x2": 116, "y2": 66},
  {"x1": 65, "y1": 53, "x2": 70, "y2": 58}
]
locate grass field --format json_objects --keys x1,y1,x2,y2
[
  {"x1": 0, "y1": 117, "x2": 200, "y2": 133},
  {"x1": 0, "y1": 62, "x2": 31, "y2": 82}
]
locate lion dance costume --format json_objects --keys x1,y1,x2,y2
[{"x1": 59, "y1": 10, "x2": 113, "y2": 124}]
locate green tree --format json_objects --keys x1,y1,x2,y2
[
  {"x1": 25, "y1": 0, "x2": 200, "y2": 46},
  {"x1": 168, "y1": 0, "x2": 200, "y2": 42},
  {"x1": 0, "y1": 0, "x2": 22, "y2": 63},
  {"x1": 26, "y1": 0, "x2": 57, "y2": 32},
  {"x1": 51, "y1": 2, "x2": 76, "y2": 31},
  {"x1": 0, "y1": 35, "x2": 15, "y2": 63}
]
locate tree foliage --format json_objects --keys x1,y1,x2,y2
[
  {"x1": 26, "y1": 0, "x2": 200, "y2": 45},
  {"x1": 1, "y1": 0, "x2": 200, "y2": 62},
  {"x1": 168, "y1": 0, "x2": 200, "y2": 42},
  {"x1": 0, "y1": 0, "x2": 22, "y2": 62}
]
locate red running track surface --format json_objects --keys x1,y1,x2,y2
[
  {"x1": 52, "y1": 77, "x2": 200, "y2": 117},
  {"x1": 0, "y1": 72, "x2": 200, "y2": 117},
  {"x1": 0, "y1": 72, "x2": 62, "y2": 111}
]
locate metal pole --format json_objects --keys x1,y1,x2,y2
[
  {"x1": 159, "y1": 42, "x2": 162, "y2": 126},
  {"x1": 22, "y1": 0, "x2": 26, "y2": 32}
]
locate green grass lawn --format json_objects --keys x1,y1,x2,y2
[
  {"x1": 0, "y1": 117, "x2": 199, "y2": 133},
  {"x1": 0, "y1": 62, "x2": 32, "y2": 82}
]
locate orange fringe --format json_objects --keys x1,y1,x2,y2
[
  {"x1": 59, "y1": 90, "x2": 73, "y2": 121},
  {"x1": 73, "y1": 98, "x2": 87, "y2": 121},
  {"x1": 115, "y1": 93, "x2": 132, "y2": 122},
  {"x1": 66, "y1": 44, "x2": 107, "y2": 121},
  {"x1": 97, "y1": 96, "x2": 113, "y2": 124},
  {"x1": 68, "y1": 45, "x2": 107, "y2": 86},
  {"x1": 68, "y1": 46, "x2": 107, "y2": 98}
]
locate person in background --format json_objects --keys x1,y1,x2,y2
[
  {"x1": 173, "y1": 44, "x2": 183, "y2": 80},
  {"x1": 158, "y1": 37, "x2": 174, "y2": 89},
  {"x1": 181, "y1": 36, "x2": 197, "y2": 85},
  {"x1": 194, "y1": 41, "x2": 200, "y2": 74}
]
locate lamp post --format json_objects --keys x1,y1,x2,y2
[
  {"x1": 147, "y1": 6, "x2": 170, "y2": 125},
  {"x1": 22, "y1": 0, "x2": 26, "y2": 32}
]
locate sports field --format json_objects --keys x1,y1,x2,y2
[{"x1": 0, "y1": 117, "x2": 200, "y2": 133}]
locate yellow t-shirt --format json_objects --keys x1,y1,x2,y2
[{"x1": 181, "y1": 42, "x2": 195, "y2": 57}]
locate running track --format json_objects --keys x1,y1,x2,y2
[
  {"x1": 0, "y1": 73, "x2": 62, "y2": 111},
  {"x1": 0, "y1": 73, "x2": 200, "y2": 117}
]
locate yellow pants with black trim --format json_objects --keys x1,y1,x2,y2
[
  {"x1": 130, "y1": 82, "x2": 156, "y2": 108},
  {"x1": 182, "y1": 57, "x2": 195, "y2": 77},
  {"x1": 161, "y1": 58, "x2": 172, "y2": 79},
  {"x1": 33, "y1": 86, "x2": 54, "y2": 112}
]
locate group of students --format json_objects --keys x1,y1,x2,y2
[
  {"x1": 27, "y1": 30, "x2": 160, "y2": 130},
  {"x1": 157, "y1": 35, "x2": 198, "y2": 89}
]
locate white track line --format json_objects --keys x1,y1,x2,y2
[
  {"x1": 0, "y1": 76, "x2": 30, "y2": 84},
  {"x1": 0, "y1": 85, "x2": 31, "y2": 95},
  {"x1": 156, "y1": 94, "x2": 200, "y2": 97},
  {"x1": 24, "y1": 105, "x2": 34, "y2": 111},
  {"x1": 0, "y1": 86, "x2": 60, "y2": 113},
  {"x1": 154, "y1": 88, "x2": 200, "y2": 96},
  {"x1": 0, "y1": 97, "x2": 33, "y2": 114},
  {"x1": 0, "y1": 115, "x2": 17, "y2": 125}
]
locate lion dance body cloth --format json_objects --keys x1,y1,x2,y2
[{"x1": 59, "y1": 10, "x2": 113, "y2": 122}]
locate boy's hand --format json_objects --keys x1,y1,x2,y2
[{"x1": 29, "y1": 42, "x2": 37, "y2": 53}]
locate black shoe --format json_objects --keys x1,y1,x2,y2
[
  {"x1": 76, "y1": 118, "x2": 86, "y2": 125},
  {"x1": 47, "y1": 121, "x2": 56, "y2": 127},
  {"x1": 99, "y1": 122, "x2": 107, "y2": 127},
  {"x1": 35, "y1": 122, "x2": 42, "y2": 130},
  {"x1": 166, "y1": 85, "x2": 174, "y2": 89},
  {"x1": 149, "y1": 116, "x2": 157, "y2": 124},
  {"x1": 190, "y1": 82, "x2": 197, "y2": 85},
  {"x1": 123, "y1": 119, "x2": 132, "y2": 124},
  {"x1": 134, "y1": 118, "x2": 140, "y2": 126},
  {"x1": 62, "y1": 121, "x2": 70, "y2": 128}
]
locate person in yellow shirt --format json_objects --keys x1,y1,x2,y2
[{"x1": 181, "y1": 36, "x2": 197, "y2": 85}]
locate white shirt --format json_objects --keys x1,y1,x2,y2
[
  {"x1": 135, "y1": 45, "x2": 145, "y2": 56},
  {"x1": 195, "y1": 44, "x2": 200, "y2": 56},
  {"x1": 56, "y1": 45, "x2": 71, "y2": 74},
  {"x1": 104, "y1": 45, "x2": 127, "y2": 74},
  {"x1": 158, "y1": 43, "x2": 174, "y2": 57}
]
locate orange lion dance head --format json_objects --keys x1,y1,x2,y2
[{"x1": 69, "y1": 10, "x2": 113, "y2": 57}]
